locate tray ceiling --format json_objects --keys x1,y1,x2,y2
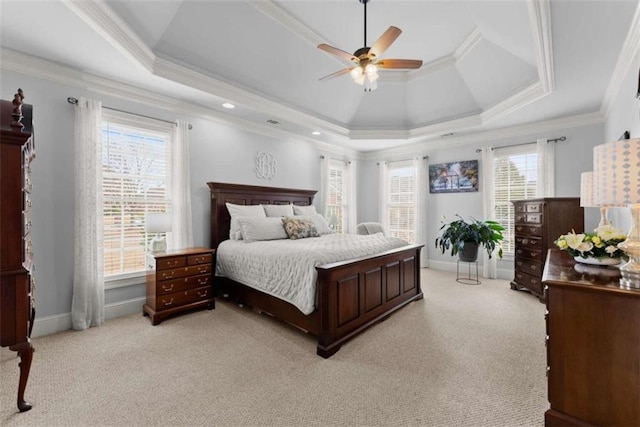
[{"x1": 1, "y1": 0, "x2": 637, "y2": 152}]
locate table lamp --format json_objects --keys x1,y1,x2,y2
[
  {"x1": 145, "y1": 212, "x2": 172, "y2": 253},
  {"x1": 593, "y1": 138, "x2": 640, "y2": 289},
  {"x1": 580, "y1": 171, "x2": 610, "y2": 227},
  {"x1": 328, "y1": 214, "x2": 340, "y2": 231}
]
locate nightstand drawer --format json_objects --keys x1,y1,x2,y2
[
  {"x1": 157, "y1": 256, "x2": 187, "y2": 270},
  {"x1": 157, "y1": 264, "x2": 212, "y2": 281},
  {"x1": 156, "y1": 286, "x2": 212, "y2": 311},
  {"x1": 188, "y1": 253, "x2": 212, "y2": 265},
  {"x1": 156, "y1": 274, "x2": 212, "y2": 296}
]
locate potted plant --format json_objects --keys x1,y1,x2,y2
[{"x1": 435, "y1": 215, "x2": 505, "y2": 262}]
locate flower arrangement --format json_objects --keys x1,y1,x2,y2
[{"x1": 554, "y1": 225, "x2": 628, "y2": 260}]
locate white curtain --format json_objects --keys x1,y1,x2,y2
[
  {"x1": 481, "y1": 146, "x2": 498, "y2": 279},
  {"x1": 71, "y1": 98, "x2": 105, "y2": 330},
  {"x1": 319, "y1": 155, "x2": 331, "y2": 216},
  {"x1": 167, "y1": 120, "x2": 193, "y2": 250},
  {"x1": 414, "y1": 156, "x2": 428, "y2": 267},
  {"x1": 345, "y1": 160, "x2": 358, "y2": 233},
  {"x1": 537, "y1": 138, "x2": 555, "y2": 197},
  {"x1": 378, "y1": 161, "x2": 389, "y2": 231}
]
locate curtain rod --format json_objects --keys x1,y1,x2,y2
[
  {"x1": 475, "y1": 136, "x2": 565, "y2": 153},
  {"x1": 67, "y1": 97, "x2": 192, "y2": 130}
]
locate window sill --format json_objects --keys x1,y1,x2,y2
[{"x1": 105, "y1": 271, "x2": 145, "y2": 290}]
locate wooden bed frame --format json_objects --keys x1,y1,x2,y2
[{"x1": 208, "y1": 182, "x2": 423, "y2": 358}]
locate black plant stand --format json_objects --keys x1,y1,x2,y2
[{"x1": 456, "y1": 260, "x2": 480, "y2": 285}]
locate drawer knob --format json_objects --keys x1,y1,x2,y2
[
  {"x1": 530, "y1": 265, "x2": 537, "y2": 271},
  {"x1": 163, "y1": 298, "x2": 174, "y2": 306},
  {"x1": 198, "y1": 267, "x2": 207, "y2": 274},
  {"x1": 198, "y1": 278, "x2": 209, "y2": 285},
  {"x1": 530, "y1": 240, "x2": 538, "y2": 245},
  {"x1": 530, "y1": 252, "x2": 536, "y2": 257},
  {"x1": 198, "y1": 290, "x2": 208, "y2": 298},
  {"x1": 161, "y1": 284, "x2": 174, "y2": 292},
  {"x1": 161, "y1": 272, "x2": 175, "y2": 280}
]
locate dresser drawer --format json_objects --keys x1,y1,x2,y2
[
  {"x1": 514, "y1": 271, "x2": 543, "y2": 294},
  {"x1": 515, "y1": 247, "x2": 543, "y2": 262},
  {"x1": 157, "y1": 264, "x2": 212, "y2": 281},
  {"x1": 156, "y1": 274, "x2": 212, "y2": 296},
  {"x1": 188, "y1": 253, "x2": 212, "y2": 265},
  {"x1": 514, "y1": 224, "x2": 542, "y2": 236},
  {"x1": 526, "y1": 203, "x2": 542, "y2": 213},
  {"x1": 156, "y1": 286, "x2": 212, "y2": 311},
  {"x1": 157, "y1": 256, "x2": 187, "y2": 270},
  {"x1": 516, "y1": 259, "x2": 543, "y2": 277},
  {"x1": 514, "y1": 236, "x2": 542, "y2": 250}
]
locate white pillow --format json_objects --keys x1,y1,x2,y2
[
  {"x1": 293, "y1": 205, "x2": 317, "y2": 216},
  {"x1": 309, "y1": 213, "x2": 333, "y2": 235},
  {"x1": 237, "y1": 217, "x2": 288, "y2": 242},
  {"x1": 263, "y1": 204, "x2": 294, "y2": 217},
  {"x1": 225, "y1": 203, "x2": 267, "y2": 240}
]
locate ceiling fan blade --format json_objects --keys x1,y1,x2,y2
[
  {"x1": 319, "y1": 67, "x2": 354, "y2": 81},
  {"x1": 318, "y1": 44, "x2": 358, "y2": 63},
  {"x1": 377, "y1": 59, "x2": 423, "y2": 69},
  {"x1": 369, "y1": 26, "x2": 402, "y2": 59}
]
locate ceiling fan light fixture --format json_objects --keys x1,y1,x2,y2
[
  {"x1": 365, "y1": 63, "x2": 378, "y2": 76},
  {"x1": 354, "y1": 74, "x2": 366, "y2": 85},
  {"x1": 350, "y1": 67, "x2": 363, "y2": 79}
]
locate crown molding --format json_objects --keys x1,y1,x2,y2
[
  {"x1": 455, "y1": 28, "x2": 484, "y2": 62},
  {"x1": 62, "y1": 0, "x2": 155, "y2": 73},
  {"x1": 481, "y1": 80, "x2": 545, "y2": 123},
  {"x1": 528, "y1": 0, "x2": 554, "y2": 93},
  {"x1": 362, "y1": 111, "x2": 604, "y2": 160},
  {"x1": 153, "y1": 57, "x2": 350, "y2": 139},
  {"x1": 600, "y1": 1, "x2": 640, "y2": 117}
]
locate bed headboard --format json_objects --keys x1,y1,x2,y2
[{"x1": 207, "y1": 182, "x2": 317, "y2": 249}]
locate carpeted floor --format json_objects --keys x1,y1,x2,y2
[{"x1": 1, "y1": 268, "x2": 548, "y2": 426}]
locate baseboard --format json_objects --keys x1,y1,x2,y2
[
  {"x1": 30, "y1": 297, "x2": 145, "y2": 338},
  {"x1": 426, "y1": 260, "x2": 514, "y2": 281}
]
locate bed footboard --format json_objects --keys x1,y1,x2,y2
[{"x1": 315, "y1": 244, "x2": 423, "y2": 358}]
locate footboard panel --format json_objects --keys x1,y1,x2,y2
[{"x1": 315, "y1": 244, "x2": 423, "y2": 358}]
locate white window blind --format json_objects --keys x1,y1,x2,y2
[
  {"x1": 493, "y1": 144, "x2": 538, "y2": 255},
  {"x1": 102, "y1": 117, "x2": 171, "y2": 277},
  {"x1": 387, "y1": 160, "x2": 416, "y2": 243},
  {"x1": 327, "y1": 160, "x2": 345, "y2": 233}
]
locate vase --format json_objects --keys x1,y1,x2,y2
[{"x1": 573, "y1": 256, "x2": 622, "y2": 266}]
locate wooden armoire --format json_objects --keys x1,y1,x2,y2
[{"x1": 0, "y1": 89, "x2": 35, "y2": 412}]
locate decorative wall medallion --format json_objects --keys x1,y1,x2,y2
[{"x1": 255, "y1": 152, "x2": 277, "y2": 180}]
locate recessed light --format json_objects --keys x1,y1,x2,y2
[
  {"x1": 312, "y1": 131, "x2": 321, "y2": 136},
  {"x1": 222, "y1": 102, "x2": 235, "y2": 109}
]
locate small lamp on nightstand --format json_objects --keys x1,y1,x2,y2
[{"x1": 145, "y1": 212, "x2": 172, "y2": 253}]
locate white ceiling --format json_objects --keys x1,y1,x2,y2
[{"x1": 1, "y1": 0, "x2": 638, "y2": 152}]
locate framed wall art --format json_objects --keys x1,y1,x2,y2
[{"x1": 428, "y1": 160, "x2": 479, "y2": 193}]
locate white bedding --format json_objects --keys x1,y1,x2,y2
[{"x1": 215, "y1": 233, "x2": 409, "y2": 315}]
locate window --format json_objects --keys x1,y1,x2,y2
[
  {"x1": 102, "y1": 113, "x2": 171, "y2": 278},
  {"x1": 386, "y1": 160, "x2": 417, "y2": 244},
  {"x1": 493, "y1": 144, "x2": 538, "y2": 255},
  {"x1": 327, "y1": 160, "x2": 345, "y2": 233}
]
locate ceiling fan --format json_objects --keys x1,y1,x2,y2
[{"x1": 317, "y1": 0, "x2": 423, "y2": 92}]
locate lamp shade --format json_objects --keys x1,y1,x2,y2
[
  {"x1": 145, "y1": 212, "x2": 172, "y2": 233},
  {"x1": 580, "y1": 171, "x2": 596, "y2": 207},
  {"x1": 593, "y1": 138, "x2": 640, "y2": 206}
]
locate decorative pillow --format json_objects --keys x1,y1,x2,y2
[
  {"x1": 263, "y1": 204, "x2": 294, "y2": 217},
  {"x1": 309, "y1": 213, "x2": 333, "y2": 235},
  {"x1": 237, "y1": 217, "x2": 288, "y2": 242},
  {"x1": 281, "y1": 216, "x2": 320, "y2": 240},
  {"x1": 225, "y1": 203, "x2": 267, "y2": 240},
  {"x1": 293, "y1": 205, "x2": 317, "y2": 216}
]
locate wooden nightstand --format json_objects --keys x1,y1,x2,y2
[{"x1": 143, "y1": 247, "x2": 215, "y2": 325}]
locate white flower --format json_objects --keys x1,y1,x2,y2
[
  {"x1": 596, "y1": 225, "x2": 626, "y2": 241},
  {"x1": 564, "y1": 232, "x2": 586, "y2": 250},
  {"x1": 605, "y1": 245, "x2": 619, "y2": 255},
  {"x1": 576, "y1": 241, "x2": 594, "y2": 253}
]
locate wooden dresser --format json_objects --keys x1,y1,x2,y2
[
  {"x1": 510, "y1": 197, "x2": 583, "y2": 301},
  {"x1": 143, "y1": 247, "x2": 215, "y2": 325},
  {"x1": 0, "y1": 90, "x2": 35, "y2": 412},
  {"x1": 542, "y1": 249, "x2": 639, "y2": 426}
]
